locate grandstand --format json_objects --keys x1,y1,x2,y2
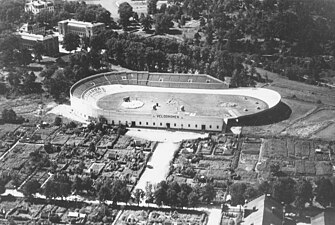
[{"x1": 70, "y1": 71, "x2": 281, "y2": 132}]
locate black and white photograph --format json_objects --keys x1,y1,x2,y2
[{"x1": 0, "y1": 0, "x2": 334, "y2": 224}]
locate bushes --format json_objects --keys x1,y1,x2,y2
[{"x1": 1, "y1": 109, "x2": 24, "y2": 124}]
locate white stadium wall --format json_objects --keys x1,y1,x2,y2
[{"x1": 70, "y1": 71, "x2": 281, "y2": 132}]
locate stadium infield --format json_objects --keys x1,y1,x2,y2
[
  {"x1": 71, "y1": 72, "x2": 281, "y2": 131},
  {"x1": 97, "y1": 91, "x2": 268, "y2": 118}
]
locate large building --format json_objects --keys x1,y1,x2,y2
[
  {"x1": 17, "y1": 32, "x2": 59, "y2": 56},
  {"x1": 70, "y1": 72, "x2": 281, "y2": 132},
  {"x1": 19, "y1": 23, "x2": 46, "y2": 35},
  {"x1": 58, "y1": 20, "x2": 105, "y2": 38},
  {"x1": 25, "y1": 0, "x2": 54, "y2": 15}
]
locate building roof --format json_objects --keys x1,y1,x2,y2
[
  {"x1": 17, "y1": 31, "x2": 57, "y2": 41},
  {"x1": 242, "y1": 195, "x2": 283, "y2": 225},
  {"x1": 311, "y1": 208, "x2": 335, "y2": 225},
  {"x1": 58, "y1": 19, "x2": 104, "y2": 28},
  {"x1": 26, "y1": 0, "x2": 53, "y2": 7}
]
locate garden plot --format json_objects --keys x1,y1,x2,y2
[
  {"x1": 97, "y1": 134, "x2": 118, "y2": 148},
  {"x1": 18, "y1": 126, "x2": 38, "y2": 143},
  {"x1": 65, "y1": 135, "x2": 85, "y2": 146},
  {"x1": 85, "y1": 204, "x2": 119, "y2": 224},
  {"x1": 81, "y1": 132, "x2": 102, "y2": 147},
  {"x1": 170, "y1": 137, "x2": 239, "y2": 187},
  {"x1": 0, "y1": 199, "x2": 22, "y2": 219},
  {"x1": 50, "y1": 132, "x2": 69, "y2": 145},
  {"x1": 0, "y1": 123, "x2": 21, "y2": 142},
  {"x1": 238, "y1": 140, "x2": 261, "y2": 172},
  {"x1": 116, "y1": 209, "x2": 206, "y2": 225},
  {"x1": 260, "y1": 138, "x2": 287, "y2": 160},
  {"x1": 33, "y1": 126, "x2": 59, "y2": 144},
  {"x1": 101, "y1": 148, "x2": 148, "y2": 184},
  {"x1": 0, "y1": 143, "x2": 41, "y2": 170},
  {"x1": 113, "y1": 135, "x2": 133, "y2": 149},
  {"x1": 257, "y1": 138, "x2": 335, "y2": 177},
  {"x1": 196, "y1": 140, "x2": 214, "y2": 155},
  {"x1": 0, "y1": 141, "x2": 10, "y2": 156},
  {"x1": 10, "y1": 202, "x2": 45, "y2": 221},
  {"x1": 27, "y1": 170, "x2": 49, "y2": 184}
]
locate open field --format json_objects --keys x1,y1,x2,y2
[{"x1": 241, "y1": 68, "x2": 335, "y2": 140}]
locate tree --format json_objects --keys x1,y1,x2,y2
[
  {"x1": 315, "y1": 178, "x2": 334, "y2": 208},
  {"x1": 81, "y1": 176, "x2": 94, "y2": 194},
  {"x1": 294, "y1": 179, "x2": 313, "y2": 211},
  {"x1": 134, "y1": 188, "x2": 144, "y2": 206},
  {"x1": 166, "y1": 188, "x2": 178, "y2": 207},
  {"x1": 98, "y1": 184, "x2": 111, "y2": 202},
  {"x1": 154, "y1": 13, "x2": 173, "y2": 34},
  {"x1": 230, "y1": 183, "x2": 247, "y2": 205},
  {"x1": 110, "y1": 179, "x2": 130, "y2": 204},
  {"x1": 33, "y1": 42, "x2": 45, "y2": 62},
  {"x1": 145, "y1": 182, "x2": 154, "y2": 203},
  {"x1": 188, "y1": 190, "x2": 200, "y2": 207},
  {"x1": 0, "y1": 183, "x2": 5, "y2": 195},
  {"x1": 2, "y1": 109, "x2": 18, "y2": 123},
  {"x1": 18, "y1": 48, "x2": 32, "y2": 66},
  {"x1": 44, "y1": 180, "x2": 58, "y2": 199},
  {"x1": 44, "y1": 173, "x2": 72, "y2": 199},
  {"x1": 54, "y1": 116, "x2": 62, "y2": 126},
  {"x1": 90, "y1": 34, "x2": 106, "y2": 51},
  {"x1": 140, "y1": 13, "x2": 153, "y2": 32},
  {"x1": 22, "y1": 71, "x2": 41, "y2": 94},
  {"x1": 35, "y1": 9, "x2": 54, "y2": 25},
  {"x1": 23, "y1": 179, "x2": 40, "y2": 199},
  {"x1": 96, "y1": 8, "x2": 111, "y2": 25},
  {"x1": 44, "y1": 142, "x2": 53, "y2": 153},
  {"x1": 177, "y1": 190, "x2": 189, "y2": 208},
  {"x1": 154, "y1": 181, "x2": 168, "y2": 206},
  {"x1": 201, "y1": 183, "x2": 216, "y2": 204},
  {"x1": 43, "y1": 68, "x2": 72, "y2": 100},
  {"x1": 244, "y1": 186, "x2": 259, "y2": 201},
  {"x1": 272, "y1": 178, "x2": 295, "y2": 205},
  {"x1": 62, "y1": 33, "x2": 80, "y2": 53},
  {"x1": 118, "y1": 2, "x2": 133, "y2": 30},
  {"x1": 258, "y1": 181, "x2": 272, "y2": 195},
  {"x1": 72, "y1": 176, "x2": 83, "y2": 194},
  {"x1": 147, "y1": 0, "x2": 158, "y2": 14}
]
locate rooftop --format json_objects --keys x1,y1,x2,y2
[
  {"x1": 242, "y1": 195, "x2": 283, "y2": 225},
  {"x1": 311, "y1": 208, "x2": 335, "y2": 225},
  {"x1": 17, "y1": 32, "x2": 57, "y2": 41},
  {"x1": 58, "y1": 19, "x2": 105, "y2": 28}
]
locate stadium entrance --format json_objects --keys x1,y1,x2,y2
[
  {"x1": 166, "y1": 123, "x2": 170, "y2": 128},
  {"x1": 202, "y1": 125, "x2": 206, "y2": 130},
  {"x1": 131, "y1": 121, "x2": 136, "y2": 127}
]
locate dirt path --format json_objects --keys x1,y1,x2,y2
[{"x1": 134, "y1": 142, "x2": 177, "y2": 191}]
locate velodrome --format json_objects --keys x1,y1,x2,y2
[{"x1": 70, "y1": 71, "x2": 281, "y2": 132}]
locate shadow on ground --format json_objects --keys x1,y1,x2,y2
[{"x1": 228, "y1": 101, "x2": 292, "y2": 127}]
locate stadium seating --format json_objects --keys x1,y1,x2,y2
[{"x1": 71, "y1": 71, "x2": 229, "y2": 99}]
